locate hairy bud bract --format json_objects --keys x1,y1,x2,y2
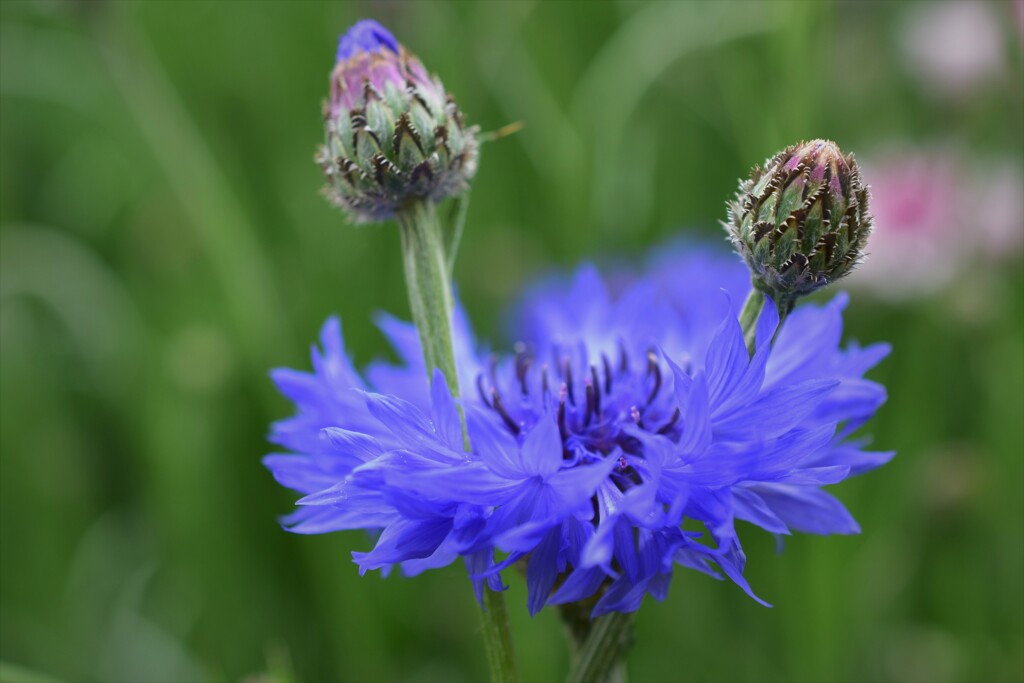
[
  {"x1": 725, "y1": 139, "x2": 872, "y2": 310},
  {"x1": 317, "y1": 20, "x2": 479, "y2": 222}
]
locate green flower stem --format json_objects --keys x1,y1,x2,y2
[
  {"x1": 482, "y1": 583, "x2": 520, "y2": 683},
  {"x1": 566, "y1": 612, "x2": 635, "y2": 683},
  {"x1": 738, "y1": 287, "x2": 766, "y2": 356},
  {"x1": 396, "y1": 199, "x2": 461, "y2": 392},
  {"x1": 739, "y1": 287, "x2": 795, "y2": 356},
  {"x1": 394, "y1": 198, "x2": 519, "y2": 683}
]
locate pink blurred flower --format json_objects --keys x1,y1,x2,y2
[{"x1": 849, "y1": 148, "x2": 1023, "y2": 300}]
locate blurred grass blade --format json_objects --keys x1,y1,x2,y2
[
  {"x1": 0, "y1": 662, "x2": 64, "y2": 683},
  {"x1": 569, "y1": 1, "x2": 780, "y2": 233},
  {"x1": 0, "y1": 225, "x2": 148, "y2": 396},
  {"x1": 470, "y1": 3, "x2": 587, "y2": 195},
  {"x1": 92, "y1": 6, "x2": 291, "y2": 366},
  {"x1": 570, "y1": 2, "x2": 779, "y2": 135}
]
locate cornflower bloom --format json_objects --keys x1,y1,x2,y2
[{"x1": 266, "y1": 243, "x2": 892, "y2": 617}]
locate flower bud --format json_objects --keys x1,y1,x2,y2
[
  {"x1": 316, "y1": 20, "x2": 479, "y2": 222},
  {"x1": 725, "y1": 139, "x2": 872, "y2": 309}
]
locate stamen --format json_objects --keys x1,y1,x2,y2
[
  {"x1": 618, "y1": 341, "x2": 629, "y2": 374},
  {"x1": 656, "y1": 407, "x2": 681, "y2": 435},
  {"x1": 491, "y1": 389, "x2": 520, "y2": 435},
  {"x1": 476, "y1": 374, "x2": 491, "y2": 407},
  {"x1": 645, "y1": 351, "x2": 662, "y2": 406},
  {"x1": 514, "y1": 343, "x2": 530, "y2": 396},
  {"x1": 584, "y1": 378, "x2": 596, "y2": 428},
  {"x1": 558, "y1": 385, "x2": 568, "y2": 438},
  {"x1": 541, "y1": 364, "x2": 550, "y2": 397},
  {"x1": 601, "y1": 353, "x2": 613, "y2": 394},
  {"x1": 488, "y1": 354, "x2": 499, "y2": 392},
  {"x1": 565, "y1": 361, "x2": 576, "y2": 406},
  {"x1": 590, "y1": 365, "x2": 602, "y2": 418}
]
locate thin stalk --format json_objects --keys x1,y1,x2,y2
[
  {"x1": 394, "y1": 198, "x2": 519, "y2": 683},
  {"x1": 558, "y1": 602, "x2": 594, "y2": 662},
  {"x1": 482, "y1": 583, "x2": 520, "y2": 683},
  {"x1": 739, "y1": 287, "x2": 795, "y2": 356},
  {"x1": 396, "y1": 200, "x2": 460, "y2": 388},
  {"x1": 566, "y1": 612, "x2": 634, "y2": 683},
  {"x1": 738, "y1": 288, "x2": 766, "y2": 356}
]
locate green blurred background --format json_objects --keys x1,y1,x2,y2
[{"x1": 1, "y1": 1, "x2": 1021, "y2": 681}]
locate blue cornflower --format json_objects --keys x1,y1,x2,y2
[{"x1": 265, "y1": 243, "x2": 892, "y2": 617}]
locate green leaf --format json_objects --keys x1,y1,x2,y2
[
  {"x1": 0, "y1": 662, "x2": 64, "y2": 683},
  {"x1": 444, "y1": 193, "x2": 471, "y2": 278}
]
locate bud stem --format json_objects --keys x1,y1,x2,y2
[
  {"x1": 396, "y1": 200, "x2": 460, "y2": 391},
  {"x1": 482, "y1": 584, "x2": 520, "y2": 683},
  {"x1": 739, "y1": 287, "x2": 794, "y2": 356},
  {"x1": 565, "y1": 611, "x2": 634, "y2": 683},
  {"x1": 394, "y1": 198, "x2": 520, "y2": 683},
  {"x1": 738, "y1": 288, "x2": 766, "y2": 357}
]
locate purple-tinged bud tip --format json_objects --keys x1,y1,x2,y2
[{"x1": 335, "y1": 19, "x2": 400, "y2": 62}]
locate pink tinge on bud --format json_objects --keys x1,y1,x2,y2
[
  {"x1": 805, "y1": 140, "x2": 841, "y2": 162},
  {"x1": 405, "y1": 58, "x2": 432, "y2": 89},
  {"x1": 330, "y1": 51, "x2": 402, "y2": 112},
  {"x1": 829, "y1": 171, "x2": 844, "y2": 197},
  {"x1": 784, "y1": 140, "x2": 843, "y2": 174},
  {"x1": 788, "y1": 140, "x2": 850, "y2": 196},
  {"x1": 783, "y1": 154, "x2": 803, "y2": 173},
  {"x1": 329, "y1": 48, "x2": 438, "y2": 115},
  {"x1": 810, "y1": 161, "x2": 827, "y2": 184}
]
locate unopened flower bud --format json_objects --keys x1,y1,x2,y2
[
  {"x1": 725, "y1": 139, "x2": 872, "y2": 310},
  {"x1": 316, "y1": 20, "x2": 479, "y2": 222}
]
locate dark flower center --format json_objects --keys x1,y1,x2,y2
[{"x1": 476, "y1": 343, "x2": 684, "y2": 477}]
